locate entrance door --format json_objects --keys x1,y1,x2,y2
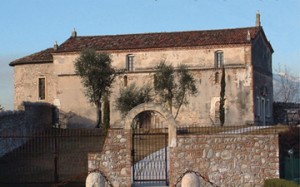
[{"x1": 132, "y1": 129, "x2": 169, "y2": 186}]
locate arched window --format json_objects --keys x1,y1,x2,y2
[
  {"x1": 126, "y1": 54, "x2": 134, "y2": 71},
  {"x1": 215, "y1": 51, "x2": 224, "y2": 69}
]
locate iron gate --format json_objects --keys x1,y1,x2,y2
[{"x1": 132, "y1": 128, "x2": 169, "y2": 186}]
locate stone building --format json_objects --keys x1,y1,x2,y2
[{"x1": 10, "y1": 13, "x2": 273, "y2": 127}]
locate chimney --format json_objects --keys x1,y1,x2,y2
[
  {"x1": 247, "y1": 30, "x2": 251, "y2": 41},
  {"x1": 256, "y1": 11, "x2": 261, "y2": 27},
  {"x1": 72, "y1": 28, "x2": 77, "y2": 38},
  {"x1": 53, "y1": 41, "x2": 58, "y2": 50}
]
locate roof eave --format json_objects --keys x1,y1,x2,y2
[{"x1": 9, "y1": 60, "x2": 53, "y2": 67}]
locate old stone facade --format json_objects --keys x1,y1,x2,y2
[
  {"x1": 88, "y1": 129, "x2": 131, "y2": 186},
  {"x1": 87, "y1": 127, "x2": 279, "y2": 187},
  {"x1": 170, "y1": 134, "x2": 279, "y2": 186},
  {"x1": 10, "y1": 13, "x2": 273, "y2": 127}
]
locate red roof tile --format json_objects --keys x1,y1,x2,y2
[
  {"x1": 56, "y1": 27, "x2": 261, "y2": 53},
  {"x1": 10, "y1": 26, "x2": 273, "y2": 66},
  {"x1": 10, "y1": 48, "x2": 54, "y2": 66}
]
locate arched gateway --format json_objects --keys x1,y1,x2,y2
[
  {"x1": 123, "y1": 103, "x2": 177, "y2": 186},
  {"x1": 123, "y1": 102, "x2": 177, "y2": 147}
]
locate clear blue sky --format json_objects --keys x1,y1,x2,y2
[{"x1": 0, "y1": 0, "x2": 299, "y2": 110}]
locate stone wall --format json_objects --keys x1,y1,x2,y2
[
  {"x1": 170, "y1": 134, "x2": 279, "y2": 187},
  {"x1": 88, "y1": 129, "x2": 131, "y2": 187},
  {"x1": 0, "y1": 102, "x2": 54, "y2": 157},
  {"x1": 86, "y1": 127, "x2": 279, "y2": 187}
]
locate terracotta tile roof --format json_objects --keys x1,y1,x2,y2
[
  {"x1": 55, "y1": 27, "x2": 261, "y2": 53},
  {"x1": 10, "y1": 48, "x2": 54, "y2": 66},
  {"x1": 10, "y1": 26, "x2": 273, "y2": 66}
]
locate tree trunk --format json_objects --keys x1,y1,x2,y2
[
  {"x1": 96, "y1": 101, "x2": 102, "y2": 128},
  {"x1": 103, "y1": 98, "x2": 110, "y2": 130},
  {"x1": 174, "y1": 94, "x2": 185, "y2": 119}
]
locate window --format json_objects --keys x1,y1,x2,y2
[
  {"x1": 38, "y1": 77, "x2": 46, "y2": 100},
  {"x1": 215, "y1": 72, "x2": 219, "y2": 84},
  {"x1": 126, "y1": 54, "x2": 134, "y2": 71},
  {"x1": 256, "y1": 96, "x2": 260, "y2": 116},
  {"x1": 123, "y1": 75, "x2": 128, "y2": 87},
  {"x1": 215, "y1": 51, "x2": 224, "y2": 68},
  {"x1": 266, "y1": 99, "x2": 270, "y2": 117}
]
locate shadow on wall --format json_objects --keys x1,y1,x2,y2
[{"x1": 59, "y1": 111, "x2": 96, "y2": 129}]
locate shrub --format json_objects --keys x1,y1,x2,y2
[
  {"x1": 279, "y1": 126, "x2": 300, "y2": 159},
  {"x1": 264, "y1": 178, "x2": 299, "y2": 187}
]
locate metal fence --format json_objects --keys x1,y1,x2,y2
[
  {"x1": 0, "y1": 128, "x2": 105, "y2": 187},
  {"x1": 177, "y1": 125, "x2": 289, "y2": 135}
]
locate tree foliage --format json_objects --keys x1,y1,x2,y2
[
  {"x1": 274, "y1": 66, "x2": 299, "y2": 103},
  {"x1": 0, "y1": 104, "x2": 4, "y2": 111},
  {"x1": 154, "y1": 61, "x2": 198, "y2": 118},
  {"x1": 115, "y1": 83, "x2": 153, "y2": 116},
  {"x1": 74, "y1": 49, "x2": 117, "y2": 129},
  {"x1": 115, "y1": 83, "x2": 153, "y2": 129},
  {"x1": 154, "y1": 61, "x2": 175, "y2": 113},
  {"x1": 219, "y1": 66, "x2": 226, "y2": 126},
  {"x1": 174, "y1": 64, "x2": 198, "y2": 118}
]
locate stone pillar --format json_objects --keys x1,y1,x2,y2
[
  {"x1": 181, "y1": 172, "x2": 200, "y2": 187},
  {"x1": 86, "y1": 172, "x2": 105, "y2": 187}
]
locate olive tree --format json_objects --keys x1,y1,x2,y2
[
  {"x1": 174, "y1": 64, "x2": 198, "y2": 119},
  {"x1": 74, "y1": 49, "x2": 117, "y2": 129},
  {"x1": 115, "y1": 83, "x2": 153, "y2": 128},
  {"x1": 154, "y1": 61, "x2": 198, "y2": 119}
]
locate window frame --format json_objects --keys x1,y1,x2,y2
[
  {"x1": 38, "y1": 77, "x2": 46, "y2": 100},
  {"x1": 215, "y1": 51, "x2": 224, "y2": 69},
  {"x1": 126, "y1": 54, "x2": 134, "y2": 71},
  {"x1": 256, "y1": 96, "x2": 260, "y2": 117}
]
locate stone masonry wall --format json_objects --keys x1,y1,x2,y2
[
  {"x1": 0, "y1": 102, "x2": 54, "y2": 157},
  {"x1": 88, "y1": 129, "x2": 131, "y2": 187},
  {"x1": 170, "y1": 134, "x2": 279, "y2": 187}
]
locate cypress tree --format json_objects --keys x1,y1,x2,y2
[{"x1": 219, "y1": 66, "x2": 226, "y2": 126}]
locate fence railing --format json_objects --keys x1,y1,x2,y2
[
  {"x1": 0, "y1": 128, "x2": 106, "y2": 186},
  {"x1": 177, "y1": 125, "x2": 289, "y2": 135}
]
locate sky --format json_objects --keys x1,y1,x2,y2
[{"x1": 0, "y1": 0, "x2": 299, "y2": 110}]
